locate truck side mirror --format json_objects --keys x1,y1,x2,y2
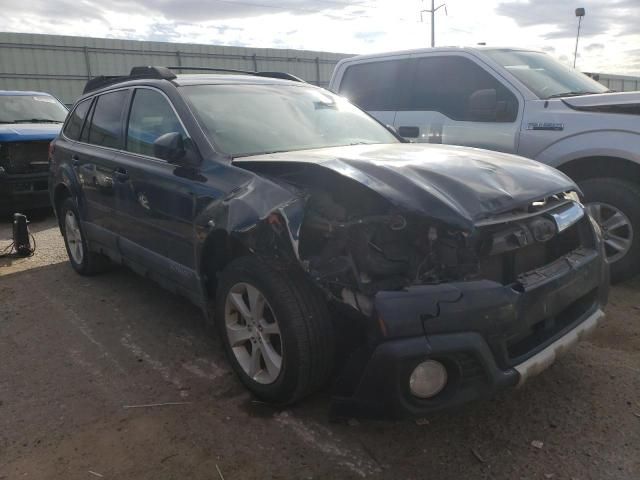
[{"x1": 467, "y1": 88, "x2": 497, "y2": 122}]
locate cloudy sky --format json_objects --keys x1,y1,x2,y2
[{"x1": 1, "y1": 0, "x2": 638, "y2": 75}]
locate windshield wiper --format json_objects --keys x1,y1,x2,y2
[
  {"x1": 546, "y1": 91, "x2": 599, "y2": 99},
  {"x1": 10, "y1": 118, "x2": 63, "y2": 124}
]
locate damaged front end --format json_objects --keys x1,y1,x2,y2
[
  {"x1": 299, "y1": 189, "x2": 476, "y2": 316},
  {"x1": 228, "y1": 146, "x2": 608, "y2": 418}
]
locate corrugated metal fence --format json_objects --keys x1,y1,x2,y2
[
  {"x1": 2, "y1": 32, "x2": 637, "y2": 106},
  {"x1": 0, "y1": 32, "x2": 351, "y2": 105},
  {"x1": 585, "y1": 72, "x2": 640, "y2": 92}
]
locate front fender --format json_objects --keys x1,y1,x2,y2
[
  {"x1": 193, "y1": 174, "x2": 306, "y2": 279},
  {"x1": 533, "y1": 130, "x2": 640, "y2": 168}
]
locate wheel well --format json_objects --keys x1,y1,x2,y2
[
  {"x1": 53, "y1": 184, "x2": 72, "y2": 226},
  {"x1": 558, "y1": 156, "x2": 640, "y2": 185},
  {"x1": 200, "y1": 230, "x2": 250, "y2": 296}
]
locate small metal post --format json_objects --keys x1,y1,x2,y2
[
  {"x1": 175, "y1": 51, "x2": 183, "y2": 73},
  {"x1": 573, "y1": 8, "x2": 585, "y2": 69},
  {"x1": 83, "y1": 46, "x2": 92, "y2": 79}
]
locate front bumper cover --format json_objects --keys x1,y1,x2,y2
[
  {"x1": 330, "y1": 245, "x2": 609, "y2": 419},
  {"x1": 0, "y1": 171, "x2": 50, "y2": 213}
]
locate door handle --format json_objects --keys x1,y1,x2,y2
[
  {"x1": 397, "y1": 126, "x2": 420, "y2": 138},
  {"x1": 71, "y1": 154, "x2": 80, "y2": 167},
  {"x1": 113, "y1": 167, "x2": 129, "y2": 181}
]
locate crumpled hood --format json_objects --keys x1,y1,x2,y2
[
  {"x1": 0, "y1": 123, "x2": 61, "y2": 142},
  {"x1": 233, "y1": 143, "x2": 576, "y2": 231},
  {"x1": 562, "y1": 91, "x2": 640, "y2": 114}
]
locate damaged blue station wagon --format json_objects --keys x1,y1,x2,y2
[{"x1": 49, "y1": 67, "x2": 608, "y2": 418}]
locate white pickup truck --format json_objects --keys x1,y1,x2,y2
[{"x1": 329, "y1": 47, "x2": 640, "y2": 282}]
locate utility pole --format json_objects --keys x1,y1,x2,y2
[
  {"x1": 573, "y1": 7, "x2": 585, "y2": 68},
  {"x1": 421, "y1": 0, "x2": 447, "y2": 47}
]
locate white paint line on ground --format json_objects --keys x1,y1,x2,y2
[
  {"x1": 39, "y1": 288, "x2": 126, "y2": 374},
  {"x1": 120, "y1": 333, "x2": 189, "y2": 398},
  {"x1": 275, "y1": 411, "x2": 381, "y2": 478},
  {"x1": 182, "y1": 359, "x2": 228, "y2": 382}
]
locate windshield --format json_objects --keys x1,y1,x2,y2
[
  {"x1": 483, "y1": 50, "x2": 609, "y2": 99},
  {"x1": 181, "y1": 84, "x2": 398, "y2": 157},
  {"x1": 0, "y1": 94, "x2": 68, "y2": 124}
]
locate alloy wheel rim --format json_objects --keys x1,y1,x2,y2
[
  {"x1": 587, "y1": 202, "x2": 634, "y2": 264},
  {"x1": 64, "y1": 210, "x2": 84, "y2": 264},
  {"x1": 224, "y1": 282, "x2": 283, "y2": 385}
]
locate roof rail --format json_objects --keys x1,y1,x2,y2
[
  {"x1": 169, "y1": 66, "x2": 306, "y2": 83},
  {"x1": 168, "y1": 66, "x2": 255, "y2": 75},
  {"x1": 83, "y1": 75, "x2": 127, "y2": 94},
  {"x1": 83, "y1": 66, "x2": 177, "y2": 94},
  {"x1": 82, "y1": 65, "x2": 305, "y2": 95},
  {"x1": 254, "y1": 71, "x2": 306, "y2": 83}
]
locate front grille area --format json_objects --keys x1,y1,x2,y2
[
  {"x1": 477, "y1": 204, "x2": 592, "y2": 286},
  {"x1": 0, "y1": 141, "x2": 50, "y2": 174},
  {"x1": 505, "y1": 288, "x2": 597, "y2": 362}
]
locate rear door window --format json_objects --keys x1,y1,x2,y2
[
  {"x1": 409, "y1": 56, "x2": 518, "y2": 122},
  {"x1": 125, "y1": 88, "x2": 186, "y2": 158},
  {"x1": 63, "y1": 99, "x2": 92, "y2": 140},
  {"x1": 87, "y1": 90, "x2": 128, "y2": 148},
  {"x1": 338, "y1": 59, "x2": 409, "y2": 111}
]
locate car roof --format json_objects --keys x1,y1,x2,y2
[{"x1": 0, "y1": 90, "x2": 53, "y2": 96}]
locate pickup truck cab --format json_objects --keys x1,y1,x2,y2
[
  {"x1": 329, "y1": 47, "x2": 640, "y2": 282},
  {"x1": 0, "y1": 90, "x2": 67, "y2": 214}
]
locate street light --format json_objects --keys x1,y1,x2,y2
[{"x1": 573, "y1": 7, "x2": 585, "y2": 68}]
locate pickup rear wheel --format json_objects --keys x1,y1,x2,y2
[
  {"x1": 59, "y1": 198, "x2": 109, "y2": 275},
  {"x1": 579, "y1": 178, "x2": 640, "y2": 283},
  {"x1": 214, "y1": 256, "x2": 335, "y2": 404}
]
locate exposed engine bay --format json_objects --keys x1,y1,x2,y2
[
  {"x1": 299, "y1": 189, "x2": 474, "y2": 293},
  {"x1": 294, "y1": 187, "x2": 585, "y2": 316}
]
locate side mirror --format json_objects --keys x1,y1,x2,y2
[
  {"x1": 153, "y1": 132, "x2": 199, "y2": 166},
  {"x1": 385, "y1": 124, "x2": 410, "y2": 143},
  {"x1": 467, "y1": 88, "x2": 497, "y2": 122}
]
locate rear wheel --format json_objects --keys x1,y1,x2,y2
[
  {"x1": 579, "y1": 178, "x2": 640, "y2": 283},
  {"x1": 59, "y1": 197, "x2": 109, "y2": 275},
  {"x1": 214, "y1": 256, "x2": 335, "y2": 404}
]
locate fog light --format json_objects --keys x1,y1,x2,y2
[{"x1": 409, "y1": 360, "x2": 447, "y2": 398}]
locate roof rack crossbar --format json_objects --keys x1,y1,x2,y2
[{"x1": 82, "y1": 65, "x2": 306, "y2": 94}]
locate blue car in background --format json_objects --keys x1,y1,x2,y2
[{"x1": 0, "y1": 90, "x2": 67, "y2": 214}]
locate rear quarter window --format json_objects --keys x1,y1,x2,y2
[
  {"x1": 338, "y1": 59, "x2": 409, "y2": 111},
  {"x1": 63, "y1": 99, "x2": 92, "y2": 141},
  {"x1": 87, "y1": 90, "x2": 129, "y2": 149}
]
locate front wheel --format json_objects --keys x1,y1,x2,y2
[
  {"x1": 580, "y1": 178, "x2": 640, "y2": 283},
  {"x1": 59, "y1": 197, "x2": 109, "y2": 275},
  {"x1": 214, "y1": 256, "x2": 335, "y2": 404}
]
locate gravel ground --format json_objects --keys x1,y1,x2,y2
[{"x1": 1, "y1": 214, "x2": 639, "y2": 480}]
